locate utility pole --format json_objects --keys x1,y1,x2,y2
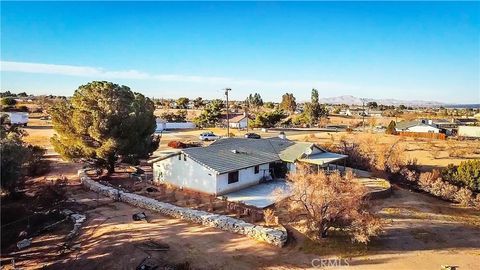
[
  {"x1": 224, "y1": 88, "x2": 232, "y2": 136},
  {"x1": 361, "y1": 98, "x2": 366, "y2": 131}
]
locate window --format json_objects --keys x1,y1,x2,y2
[
  {"x1": 184, "y1": 154, "x2": 187, "y2": 161},
  {"x1": 254, "y1": 165, "x2": 259, "y2": 174},
  {"x1": 228, "y1": 171, "x2": 239, "y2": 184},
  {"x1": 178, "y1": 154, "x2": 181, "y2": 160}
]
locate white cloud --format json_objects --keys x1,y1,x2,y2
[{"x1": 0, "y1": 60, "x2": 355, "y2": 92}]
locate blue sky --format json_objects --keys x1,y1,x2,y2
[{"x1": 1, "y1": 1, "x2": 479, "y2": 103}]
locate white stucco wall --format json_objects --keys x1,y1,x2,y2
[
  {"x1": 229, "y1": 118, "x2": 248, "y2": 129},
  {"x1": 216, "y1": 163, "x2": 270, "y2": 195},
  {"x1": 153, "y1": 154, "x2": 217, "y2": 194}
]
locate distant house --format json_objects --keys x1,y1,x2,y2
[
  {"x1": 458, "y1": 126, "x2": 480, "y2": 138},
  {"x1": 151, "y1": 137, "x2": 347, "y2": 196},
  {"x1": 222, "y1": 113, "x2": 249, "y2": 129},
  {"x1": 367, "y1": 110, "x2": 383, "y2": 117},
  {"x1": 395, "y1": 120, "x2": 441, "y2": 133},
  {"x1": 454, "y1": 118, "x2": 478, "y2": 126},
  {"x1": 155, "y1": 118, "x2": 196, "y2": 132},
  {"x1": 345, "y1": 108, "x2": 366, "y2": 116}
]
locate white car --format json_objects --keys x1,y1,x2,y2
[{"x1": 199, "y1": 132, "x2": 220, "y2": 141}]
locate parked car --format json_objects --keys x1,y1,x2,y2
[
  {"x1": 244, "y1": 133, "x2": 261, "y2": 139},
  {"x1": 199, "y1": 132, "x2": 220, "y2": 141}
]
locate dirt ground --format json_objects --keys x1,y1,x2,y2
[
  {"x1": 9, "y1": 118, "x2": 479, "y2": 269},
  {"x1": 2, "y1": 160, "x2": 479, "y2": 270}
]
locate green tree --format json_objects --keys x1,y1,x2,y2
[
  {"x1": 193, "y1": 99, "x2": 224, "y2": 127},
  {"x1": 303, "y1": 89, "x2": 328, "y2": 126},
  {"x1": 264, "y1": 102, "x2": 275, "y2": 109},
  {"x1": 442, "y1": 160, "x2": 480, "y2": 192},
  {"x1": 367, "y1": 101, "x2": 378, "y2": 108},
  {"x1": 1, "y1": 97, "x2": 17, "y2": 106},
  {"x1": 1, "y1": 115, "x2": 47, "y2": 193},
  {"x1": 245, "y1": 93, "x2": 264, "y2": 108},
  {"x1": 250, "y1": 110, "x2": 286, "y2": 128},
  {"x1": 176, "y1": 97, "x2": 190, "y2": 109},
  {"x1": 161, "y1": 110, "x2": 187, "y2": 122},
  {"x1": 193, "y1": 97, "x2": 205, "y2": 109},
  {"x1": 279, "y1": 93, "x2": 296, "y2": 113},
  {"x1": 385, "y1": 120, "x2": 397, "y2": 134},
  {"x1": 49, "y1": 81, "x2": 158, "y2": 173}
]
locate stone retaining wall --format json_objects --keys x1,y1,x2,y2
[{"x1": 78, "y1": 170, "x2": 287, "y2": 247}]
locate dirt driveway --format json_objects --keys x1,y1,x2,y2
[{"x1": 4, "y1": 180, "x2": 478, "y2": 270}]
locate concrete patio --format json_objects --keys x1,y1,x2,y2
[{"x1": 219, "y1": 180, "x2": 290, "y2": 209}]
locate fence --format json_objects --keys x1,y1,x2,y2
[{"x1": 398, "y1": 131, "x2": 446, "y2": 140}]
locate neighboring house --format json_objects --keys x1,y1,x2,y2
[
  {"x1": 454, "y1": 118, "x2": 478, "y2": 126},
  {"x1": 367, "y1": 110, "x2": 383, "y2": 117},
  {"x1": 151, "y1": 137, "x2": 347, "y2": 195},
  {"x1": 222, "y1": 113, "x2": 249, "y2": 129},
  {"x1": 395, "y1": 120, "x2": 441, "y2": 133},
  {"x1": 458, "y1": 126, "x2": 480, "y2": 138},
  {"x1": 345, "y1": 108, "x2": 366, "y2": 116},
  {"x1": 155, "y1": 118, "x2": 196, "y2": 132}
]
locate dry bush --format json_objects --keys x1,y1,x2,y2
[
  {"x1": 474, "y1": 194, "x2": 480, "y2": 210},
  {"x1": 263, "y1": 208, "x2": 278, "y2": 226},
  {"x1": 274, "y1": 164, "x2": 382, "y2": 244},
  {"x1": 418, "y1": 170, "x2": 442, "y2": 192},
  {"x1": 455, "y1": 188, "x2": 473, "y2": 207},
  {"x1": 400, "y1": 167, "x2": 419, "y2": 182}
]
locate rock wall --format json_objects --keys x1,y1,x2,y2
[{"x1": 78, "y1": 170, "x2": 287, "y2": 247}]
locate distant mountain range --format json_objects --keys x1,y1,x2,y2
[{"x1": 318, "y1": 95, "x2": 446, "y2": 107}]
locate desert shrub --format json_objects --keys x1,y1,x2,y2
[
  {"x1": 263, "y1": 208, "x2": 277, "y2": 226},
  {"x1": 474, "y1": 194, "x2": 480, "y2": 210},
  {"x1": 274, "y1": 165, "x2": 383, "y2": 244},
  {"x1": 400, "y1": 168, "x2": 419, "y2": 182},
  {"x1": 441, "y1": 160, "x2": 480, "y2": 192},
  {"x1": 418, "y1": 170, "x2": 441, "y2": 192},
  {"x1": 455, "y1": 188, "x2": 473, "y2": 207},
  {"x1": 385, "y1": 120, "x2": 396, "y2": 135}
]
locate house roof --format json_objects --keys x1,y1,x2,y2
[
  {"x1": 298, "y1": 152, "x2": 348, "y2": 166},
  {"x1": 395, "y1": 121, "x2": 439, "y2": 130},
  {"x1": 181, "y1": 138, "x2": 323, "y2": 174},
  {"x1": 220, "y1": 114, "x2": 248, "y2": 123},
  {"x1": 228, "y1": 114, "x2": 248, "y2": 123}
]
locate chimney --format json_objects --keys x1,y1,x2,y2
[{"x1": 278, "y1": 131, "x2": 287, "y2": 140}]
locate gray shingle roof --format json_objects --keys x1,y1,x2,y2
[{"x1": 181, "y1": 138, "x2": 321, "y2": 174}]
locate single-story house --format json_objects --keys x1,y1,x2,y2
[
  {"x1": 395, "y1": 120, "x2": 441, "y2": 133},
  {"x1": 345, "y1": 108, "x2": 366, "y2": 117},
  {"x1": 454, "y1": 118, "x2": 478, "y2": 126},
  {"x1": 151, "y1": 137, "x2": 347, "y2": 196},
  {"x1": 221, "y1": 113, "x2": 249, "y2": 129}
]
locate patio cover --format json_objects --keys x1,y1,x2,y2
[{"x1": 298, "y1": 152, "x2": 347, "y2": 166}]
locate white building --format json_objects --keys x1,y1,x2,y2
[
  {"x1": 395, "y1": 120, "x2": 441, "y2": 133},
  {"x1": 458, "y1": 126, "x2": 480, "y2": 138},
  {"x1": 155, "y1": 119, "x2": 196, "y2": 132},
  {"x1": 223, "y1": 114, "x2": 249, "y2": 129},
  {"x1": 1, "y1": 112, "x2": 28, "y2": 126},
  {"x1": 151, "y1": 137, "x2": 347, "y2": 195}
]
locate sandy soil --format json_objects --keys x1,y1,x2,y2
[{"x1": 3, "y1": 162, "x2": 479, "y2": 270}]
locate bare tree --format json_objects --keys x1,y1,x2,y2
[{"x1": 274, "y1": 164, "x2": 383, "y2": 244}]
